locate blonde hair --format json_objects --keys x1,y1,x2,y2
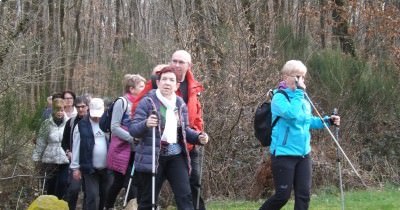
[
  {"x1": 52, "y1": 98, "x2": 64, "y2": 112},
  {"x1": 281, "y1": 60, "x2": 307, "y2": 76},
  {"x1": 123, "y1": 74, "x2": 146, "y2": 93}
]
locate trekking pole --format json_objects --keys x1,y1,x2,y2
[
  {"x1": 151, "y1": 110, "x2": 157, "y2": 210},
  {"x1": 333, "y1": 108, "x2": 345, "y2": 210},
  {"x1": 304, "y1": 92, "x2": 367, "y2": 187},
  {"x1": 123, "y1": 161, "x2": 135, "y2": 207},
  {"x1": 41, "y1": 172, "x2": 46, "y2": 195},
  {"x1": 196, "y1": 146, "x2": 205, "y2": 210}
]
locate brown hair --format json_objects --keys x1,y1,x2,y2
[
  {"x1": 156, "y1": 66, "x2": 178, "y2": 81},
  {"x1": 123, "y1": 74, "x2": 146, "y2": 93}
]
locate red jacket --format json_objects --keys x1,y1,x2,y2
[{"x1": 131, "y1": 70, "x2": 204, "y2": 151}]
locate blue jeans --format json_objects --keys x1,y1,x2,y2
[
  {"x1": 259, "y1": 155, "x2": 312, "y2": 210},
  {"x1": 82, "y1": 169, "x2": 112, "y2": 210},
  {"x1": 64, "y1": 169, "x2": 85, "y2": 210}
]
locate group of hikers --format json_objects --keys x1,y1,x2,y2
[{"x1": 32, "y1": 49, "x2": 340, "y2": 210}]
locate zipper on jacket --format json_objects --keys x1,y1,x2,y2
[{"x1": 282, "y1": 127, "x2": 289, "y2": 145}]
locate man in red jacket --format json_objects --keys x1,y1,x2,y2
[
  {"x1": 171, "y1": 50, "x2": 206, "y2": 210},
  {"x1": 132, "y1": 50, "x2": 206, "y2": 209}
]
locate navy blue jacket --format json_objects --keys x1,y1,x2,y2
[
  {"x1": 77, "y1": 116, "x2": 109, "y2": 174},
  {"x1": 129, "y1": 90, "x2": 200, "y2": 173}
]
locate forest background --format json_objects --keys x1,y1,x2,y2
[{"x1": 0, "y1": 0, "x2": 399, "y2": 209}]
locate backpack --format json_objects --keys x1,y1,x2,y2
[
  {"x1": 253, "y1": 89, "x2": 290, "y2": 147},
  {"x1": 99, "y1": 97, "x2": 127, "y2": 133}
]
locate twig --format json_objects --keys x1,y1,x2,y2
[
  {"x1": 12, "y1": 163, "x2": 17, "y2": 176},
  {"x1": 16, "y1": 187, "x2": 23, "y2": 210},
  {"x1": 0, "y1": 174, "x2": 46, "y2": 181}
]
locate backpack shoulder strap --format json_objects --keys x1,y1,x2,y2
[
  {"x1": 275, "y1": 89, "x2": 290, "y2": 102},
  {"x1": 119, "y1": 96, "x2": 128, "y2": 114},
  {"x1": 271, "y1": 89, "x2": 290, "y2": 127}
]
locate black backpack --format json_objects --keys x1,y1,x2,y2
[
  {"x1": 253, "y1": 89, "x2": 290, "y2": 147},
  {"x1": 99, "y1": 97, "x2": 127, "y2": 133}
]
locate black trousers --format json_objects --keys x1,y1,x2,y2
[
  {"x1": 42, "y1": 163, "x2": 69, "y2": 199},
  {"x1": 259, "y1": 155, "x2": 312, "y2": 210},
  {"x1": 189, "y1": 147, "x2": 206, "y2": 210},
  {"x1": 136, "y1": 154, "x2": 194, "y2": 210},
  {"x1": 105, "y1": 152, "x2": 137, "y2": 208}
]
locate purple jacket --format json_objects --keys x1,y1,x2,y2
[
  {"x1": 129, "y1": 90, "x2": 200, "y2": 174},
  {"x1": 106, "y1": 126, "x2": 131, "y2": 174}
]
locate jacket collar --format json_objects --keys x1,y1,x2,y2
[{"x1": 184, "y1": 69, "x2": 204, "y2": 93}]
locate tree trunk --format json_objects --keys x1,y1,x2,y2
[
  {"x1": 169, "y1": 0, "x2": 181, "y2": 44},
  {"x1": 319, "y1": 0, "x2": 327, "y2": 48},
  {"x1": 363, "y1": 0, "x2": 373, "y2": 58},
  {"x1": 190, "y1": 0, "x2": 223, "y2": 85},
  {"x1": 242, "y1": 0, "x2": 257, "y2": 65},
  {"x1": 114, "y1": 0, "x2": 122, "y2": 53},
  {"x1": 332, "y1": 0, "x2": 356, "y2": 56},
  {"x1": 297, "y1": 0, "x2": 306, "y2": 39},
  {"x1": 59, "y1": 0, "x2": 66, "y2": 90},
  {"x1": 48, "y1": 0, "x2": 56, "y2": 91},
  {"x1": 259, "y1": 0, "x2": 271, "y2": 57},
  {"x1": 68, "y1": 0, "x2": 82, "y2": 89}
]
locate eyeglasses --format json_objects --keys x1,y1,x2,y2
[
  {"x1": 75, "y1": 105, "x2": 87, "y2": 109},
  {"x1": 171, "y1": 59, "x2": 187, "y2": 65}
]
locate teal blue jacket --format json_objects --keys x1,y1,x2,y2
[{"x1": 270, "y1": 88, "x2": 331, "y2": 156}]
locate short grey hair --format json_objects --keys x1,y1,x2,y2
[{"x1": 75, "y1": 96, "x2": 89, "y2": 106}]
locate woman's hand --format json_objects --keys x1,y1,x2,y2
[
  {"x1": 146, "y1": 114, "x2": 158, "y2": 128},
  {"x1": 66, "y1": 150, "x2": 72, "y2": 160},
  {"x1": 296, "y1": 76, "x2": 306, "y2": 90},
  {"x1": 330, "y1": 115, "x2": 340, "y2": 126}
]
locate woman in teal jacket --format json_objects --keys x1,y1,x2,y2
[{"x1": 260, "y1": 60, "x2": 340, "y2": 210}]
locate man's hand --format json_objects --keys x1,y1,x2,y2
[
  {"x1": 198, "y1": 133, "x2": 209, "y2": 145},
  {"x1": 72, "y1": 169, "x2": 81, "y2": 180}
]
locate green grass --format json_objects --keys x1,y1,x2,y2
[{"x1": 204, "y1": 186, "x2": 400, "y2": 210}]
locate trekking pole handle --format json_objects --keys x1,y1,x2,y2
[
  {"x1": 332, "y1": 108, "x2": 340, "y2": 127},
  {"x1": 333, "y1": 108, "x2": 341, "y2": 159},
  {"x1": 332, "y1": 108, "x2": 338, "y2": 116},
  {"x1": 151, "y1": 110, "x2": 158, "y2": 118},
  {"x1": 332, "y1": 108, "x2": 339, "y2": 136}
]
